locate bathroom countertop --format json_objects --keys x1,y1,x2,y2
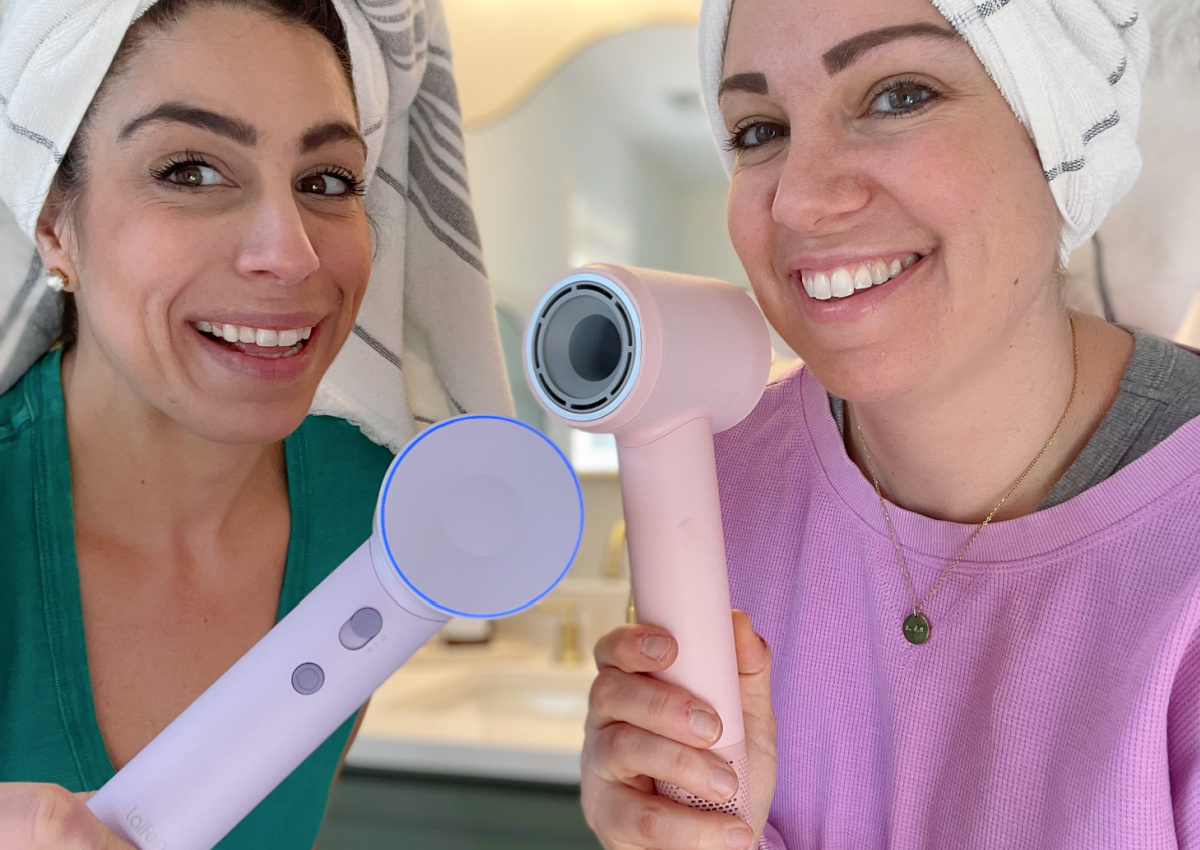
[{"x1": 346, "y1": 638, "x2": 594, "y2": 785}]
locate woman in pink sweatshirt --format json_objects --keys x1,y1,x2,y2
[{"x1": 580, "y1": 0, "x2": 1200, "y2": 848}]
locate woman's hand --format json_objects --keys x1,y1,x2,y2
[
  {"x1": 0, "y1": 784, "x2": 135, "y2": 849},
  {"x1": 581, "y1": 610, "x2": 777, "y2": 850}
]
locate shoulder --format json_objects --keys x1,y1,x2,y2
[
  {"x1": 0, "y1": 351, "x2": 51, "y2": 448},
  {"x1": 282, "y1": 416, "x2": 395, "y2": 599},
  {"x1": 1122, "y1": 330, "x2": 1200, "y2": 421},
  {"x1": 290, "y1": 415, "x2": 394, "y2": 521},
  {"x1": 714, "y1": 364, "x2": 822, "y2": 486},
  {"x1": 294, "y1": 415, "x2": 395, "y2": 480}
]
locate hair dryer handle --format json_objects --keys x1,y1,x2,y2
[
  {"x1": 86, "y1": 540, "x2": 445, "y2": 850},
  {"x1": 618, "y1": 415, "x2": 753, "y2": 825}
]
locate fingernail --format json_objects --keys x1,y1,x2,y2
[
  {"x1": 689, "y1": 707, "x2": 721, "y2": 743},
  {"x1": 642, "y1": 635, "x2": 671, "y2": 660},
  {"x1": 711, "y1": 766, "x2": 739, "y2": 800},
  {"x1": 726, "y1": 827, "x2": 754, "y2": 849}
]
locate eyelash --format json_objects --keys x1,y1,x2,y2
[
  {"x1": 723, "y1": 78, "x2": 943, "y2": 153},
  {"x1": 150, "y1": 153, "x2": 366, "y2": 196},
  {"x1": 150, "y1": 151, "x2": 215, "y2": 185},
  {"x1": 870, "y1": 77, "x2": 942, "y2": 118},
  {"x1": 314, "y1": 166, "x2": 366, "y2": 197},
  {"x1": 724, "y1": 121, "x2": 788, "y2": 154}
]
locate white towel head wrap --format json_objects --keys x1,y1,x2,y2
[
  {"x1": 699, "y1": 0, "x2": 1152, "y2": 263},
  {"x1": 0, "y1": 0, "x2": 513, "y2": 450}
]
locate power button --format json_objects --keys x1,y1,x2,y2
[{"x1": 339, "y1": 607, "x2": 383, "y2": 650}]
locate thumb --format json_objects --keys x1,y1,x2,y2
[
  {"x1": 732, "y1": 609, "x2": 771, "y2": 706},
  {"x1": 732, "y1": 609, "x2": 776, "y2": 748},
  {"x1": 71, "y1": 792, "x2": 137, "y2": 850}
]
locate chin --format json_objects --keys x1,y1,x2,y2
[
  {"x1": 789, "y1": 333, "x2": 938, "y2": 406},
  {"x1": 181, "y1": 399, "x2": 315, "y2": 446}
]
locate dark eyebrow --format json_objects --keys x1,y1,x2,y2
[
  {"x1": 300, "y1": 121, "x2": 367, "y2": 159},
  {"x1": 718, "y1": 72, "x2": 769, "y2": 100},
  {"x1": 823, "y1": 23, "x2": 959, "y2": 74},
  {"x1": 119, "y1": 103, "x2": 257, "y2": 146}
]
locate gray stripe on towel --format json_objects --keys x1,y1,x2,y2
[
  {"x1": 353, "y1": 324, "x2": 402, "y2": 369},
  {"x1": 1083, "y1": 111, "x2": 1120, "y2": 144},
  {"x1": 408, "y1": 141, "x2": 481, "y2": 250},
  {"x1": 405, "y1": 186, "x2": 486, "y2": 275}
]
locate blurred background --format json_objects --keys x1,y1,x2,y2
[{"x1": 318, "y1": 1, "x2": 1200, "y2": 847}]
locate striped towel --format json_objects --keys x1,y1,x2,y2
[
  {"x1": 0, "y1": 0, "x2": 513, "y2": 451},
  {"x1": 699, "y1": 0, "x2": 1152, "y2": 264}
]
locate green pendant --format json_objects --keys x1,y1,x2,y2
[{"x1": 903, "y1": 612, "x2": 931, "y2": 645}]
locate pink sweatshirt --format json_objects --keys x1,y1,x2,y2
[{"x1": 714, "y1": 366, "x2": 1200, "y2": 849}]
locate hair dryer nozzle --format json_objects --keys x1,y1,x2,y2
[
  {"x1": 373, "y1": 415, "x2": 583, "y2": 618},
  {"x1": 525, "y1": 265, "x2": 771, "y2": 438},
  {"x1": 526, "y1": 271, "x2": 642, "y2": 422}
]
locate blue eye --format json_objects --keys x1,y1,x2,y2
[
  {"x1": 726, "y1": 121, "x2": 789, "y2": 153},
  {"x1": 870, "y1": 81, "x2": 939, "y2": 116}
]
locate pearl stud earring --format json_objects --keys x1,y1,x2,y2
[{"x1": 46, "y1": 267, "x2": 69, "y2": 292}]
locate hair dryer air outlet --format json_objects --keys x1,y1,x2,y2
[
  {"x1": 86, "y1": 415, "x2": 583, "y2": 850},
  {"x1": 524, "y1": 264, "x2": 772, "y2": 824}
]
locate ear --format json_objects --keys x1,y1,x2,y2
[{"x1": 34, "y1": 197, "x2": 80, "y2": 292}]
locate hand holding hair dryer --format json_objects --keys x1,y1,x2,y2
[
  {"x1": 524, "y1": 265, "x2": 772, "y2": 823},
  {"x1": 86, "y1": 415, "x2": 582, "y2": 850}
]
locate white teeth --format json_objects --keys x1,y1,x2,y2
[
  {"x1": 801, "y1": 253, "x2": 923, "y2": 300},
  {"x1": 812, "y1": 271, "x2": 832, "y2": 300},
  {"x1": 194, "y1": 321, "x2": 315, "y2": 347}
]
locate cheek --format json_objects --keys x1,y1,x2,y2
[
  {"x1": 311, "y1": 214, "x2": 372, "y2": 312},
  {"x1": 866, "y1": 114, "x2": 1057, "y2": 276},
  {"x1": 75, "y1": 199, "x2": 217, "y2": 341},
  {"x1": 726, "y1": 169, "x2": 777, "y2": 278}
]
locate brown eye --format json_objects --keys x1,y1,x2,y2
[
  {"x1": 297, "y1": 173, "x2": 357, "y2": 196},
  {"x1": 156, "y1": 161, "x2": 224, "y2": 187}
]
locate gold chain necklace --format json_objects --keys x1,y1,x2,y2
[{"x1": 855, "y1": 317, "x2": 1079, "y2": 645}]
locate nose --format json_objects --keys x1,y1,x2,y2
[
  {"x1": 234, "y1": 186, "x2": 321, "y2": 285},
  {"x1": 770, "y1": 126, "x2": 871, "y2": 236}
]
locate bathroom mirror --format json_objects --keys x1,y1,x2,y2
[{"x1": 465, "y1": 24, "x2": 798, "y2": 473}]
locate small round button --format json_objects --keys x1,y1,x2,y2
[{"x1": 291, "y1": 662, "x2": 325, "y2": 695}]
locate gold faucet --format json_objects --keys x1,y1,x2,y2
[
  {"x1": 604, "y1": 518, "x2": 627, "y2": 579},
  {"x1": 534, "y1": 598, "x2": 582, "y2": 666}
]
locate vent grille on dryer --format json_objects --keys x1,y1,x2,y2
[
  {"x1": 529, "y1": 277, "x2": 638, "y2": 421},
  {"x1": 654, "y1": 752, "x2": 752, "y2": 822}
]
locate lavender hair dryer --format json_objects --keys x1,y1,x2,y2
[
  {"x1": 86, "y1": 415, "x2": 582, "y2": 850},
  {"x1": 524, "y1": 265, "x2": 771, "y2": 823}
]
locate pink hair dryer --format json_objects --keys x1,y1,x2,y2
[
  {"x1": 524, "y1": 265, "x2": 771, "y2": 823},
  {"x1": 86, "y1": 415, "x2": 582, "y2": 850}
]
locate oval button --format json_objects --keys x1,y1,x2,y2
[{"x1": 339, "y1": 607, "x2": 383, "y2": 651}]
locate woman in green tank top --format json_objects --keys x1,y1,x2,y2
[{"x1": 0, "y1": 1, "x2": 501, "y2": 847}]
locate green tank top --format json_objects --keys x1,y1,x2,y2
[{"x1": 0, "y1": 349, "x2": 394, "y2": 849}]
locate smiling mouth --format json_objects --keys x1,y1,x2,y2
[
  {"x1": 193, "y1": 321, "x2": 314, "y2": 359},
  {"x1": 798, "y1": 252, "x2": 923, "y2": 300}
]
